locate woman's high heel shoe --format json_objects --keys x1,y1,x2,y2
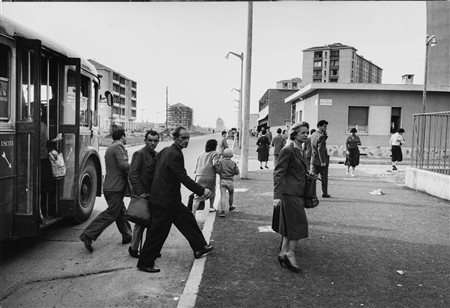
[
  {"x1": 277, "y1": 255, "x2": 286, "y2": 267},
  {"x1": 284, "y1": 254, "x2": 301, "y2": 272}
]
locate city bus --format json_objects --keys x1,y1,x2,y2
[{"x1": 0, "y1": 17, "x2": 104, "y2": 240}]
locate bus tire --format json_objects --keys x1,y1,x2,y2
[{"x1": 74, "y1": 160, "x2": 97, "y2": 223}]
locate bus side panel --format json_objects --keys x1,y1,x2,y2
[{"x1": 0, "y1": 134, "x2": 15, "y2": 241}]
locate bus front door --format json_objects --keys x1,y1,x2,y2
[
  {"x1": 58, "y1": 59, "x2": 81, "y2": 217},
  {"x1": 13, "y1": 38, "x2": 41, "y2": 237}
]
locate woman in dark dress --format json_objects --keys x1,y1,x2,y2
[
  {"x1": 257, "y1": 129, "x2": 270, "y2": 169},
  {"x1": 344, "y1": 128, "x2": 361, "y2": 176},
  {"x1": 273, "y1": 122, "x2": 309, "y2": 272}
]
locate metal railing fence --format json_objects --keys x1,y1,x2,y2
[{"x1": 411, "y1": 111, "x2": 450, "y2": 175}]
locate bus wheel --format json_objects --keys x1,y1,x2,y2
[{"x1": 74, "y1": 160, "x2": 97, "y2": 223}]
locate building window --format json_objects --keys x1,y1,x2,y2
[
  {"x1": 283, "y1": 83, "x2": 288, "y2": 88},
  {"x1": 292, "y1": 82, "x2": 298, "y2": 88},
  {"x1": 391, "y1": 107, "x2": 402, "y2": 133},
  {"x1": 314, "y1": 51, "x2": 322, "y2": 58},
  {"x1": 0, "y1": 44, "x2": 10, "y2": 121},
  {"x1": 330, "y1": 50, "x2": 339, "y2": 58},
  {"x1": 324, "y1": 61, "x2": 327, "y2": 68},
  {"x1": 348, "y1": 106, "x2": 368, "y2": 133},
  {"x1": 313, "y1": 61, "x2": 322, "y2": 68}
]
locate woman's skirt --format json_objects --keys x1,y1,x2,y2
[
  {"x1": 345, "y1": 147, "x2": 360, "y2": 167},
  {"x1": 257, "y1": 146, "x2": 269, "y2": 162},
  {"x1": 391, "y1": 145, "x2": 403, "y2": 162},
  {"x1": 194, "y1": 176, "x2": 216, "y2": 199},
  {"x1": 278, "y1": 194, "x2": 308, "y2": 240}
]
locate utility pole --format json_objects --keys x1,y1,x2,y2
[
  {"x1": 240, "y1": 1, "x2": 253, "y2": 179},
  {"x1": 165, "y1": 86, "x2": 168, "y2": 130}
]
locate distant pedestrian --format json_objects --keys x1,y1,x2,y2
[
  {"x1": 271, "y1": 128, "x2": 286, "y2": 165},
  {"x1": 266, "y1": 127, "x2": 273, "y2": 144},
  {"x1": 273, "y1": 121, "x2": 310, "y2": 273},
  {"x1": 389, "y1": 128, "x2": 405, "y2": 170},
  {"x1": 345, "y1": 128, "x2": 361, "y2": 176},
  {"x1": 137, "y1": 126, "x2": 214, "y2": 273},
  {"x1": 257, "y1": 129, "x2": 270, "y2": 169},
  {"x1": 127, "y1": 129, "x2": 159, "y2": 258},
  {"x1": 310, "y1": 120, "x2": 331, "y2": 198},
  {"x1": 218, "y1": 130, "x2": 229, "y2": 156},
  {"x1": 192, "y1": 139, "x2": 220, "y2": 214},
  {"x1": 282, "y1": 129, "x2": 288, "y2": 141},
  {"x1": 304, "y1": 128, "x2": 315, "y2": 171},
  {"x1": 79, "y1": 126, "x2": 132, "y2": 252},
  {"x1": 215, "y1": 148, "x2": 240, "y2": 217}
]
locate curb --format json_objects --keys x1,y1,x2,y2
[{"x1": 177, "y1": 211, "x2": 216, "y2": 308}]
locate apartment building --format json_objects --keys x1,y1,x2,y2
[
  {"x1": 166, "y1": 103, "x2": 193, "y2": 130},
  {"x1": 302, "y1": 43, "x2": 382, "y2": 84},
  {"x1": 257, "y1": 78, "x2": 303, "y2": 132},
  {"x1": 88, "y1": 59, "x2": 137, "y2": 134}
]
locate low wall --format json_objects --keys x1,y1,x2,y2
[
  {"x1": 327, "y1": 145, "x2": 411, "y2": 159},
  {"x1": 405, "y1": 167, "x2": 450, "y2": 200}
]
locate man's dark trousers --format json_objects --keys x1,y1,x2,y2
[
  {"x1": 82, "y1": 191, "x2": 132, "y2": 241},
  {"x1": 311, "y1": 164, "x2": 328, "y2": 196},
  {"x1": 137, "y1": 202, "x2": 207, "y2": 267}
]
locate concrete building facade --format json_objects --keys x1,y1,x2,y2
[
  {"x1": 166, "y1": 103, "x2": 193, "y2": 130},
  {"x1": 426, "y1": 2, "x2": 450, "y2": 87},
  {"x1": 302, "y1": 43, "x2": 382, "y2": 84},
  {"x1": 257, "y1": 78, "x2": 303, "y2": 133},
  {"x1": 88, "y1": 59, "x2": 137, "y2": 134},
  {"x1": 286, "y1": 83, "x2": 450, "y2": 158}
]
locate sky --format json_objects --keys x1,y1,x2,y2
[{"x1": 1, "y1": 2, "x2": 426, "y2": 128}]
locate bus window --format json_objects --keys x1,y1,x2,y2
[
  {"x1": 63, "y1": 69, "x2": 76, "y2": 125},
  {"x1": 0, "y1": 44, "x2": 10, "y2": 121},
  {"x1": 19, "y1": 50, "x2": 36, "y2": 122},
  {"x1": 91, "y1": 80, "x2": 98, "y2": 127},
  {"x1": 80, "y1": 75, "x2": 90, "y2": 127}
]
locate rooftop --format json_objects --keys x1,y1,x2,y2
[
  {"x1": 303, "y1": 43, "x2": 356, "y2": 52},
  {"x1": 285, "y1": 83, "x2": 450, "y2": 104}
]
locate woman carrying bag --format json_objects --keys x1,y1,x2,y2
[{"x1": 273, "y1": 122, "x2": 310, "y2": 273}]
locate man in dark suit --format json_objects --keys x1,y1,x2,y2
[
  {"x1": 127, "y1": 129, "x2": 160, "y2": 258},
  {"x1": 137, "y1": 126, "x2": 213, "y2": 273},
  {"x1": 79, "y1": 126, "x2": 132, "y2": 252},
  {"x1": 310, "y1": 120, "x2": 331, "y2": 198}
]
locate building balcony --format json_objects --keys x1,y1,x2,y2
[
  {"x1": 131, "y1": 106, "x2": 137, "y2": 111},
  {"x1": 113, "y1": 79, "x2": 119, "y2": 85}
]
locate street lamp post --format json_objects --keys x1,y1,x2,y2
[
  {"x1": 420, "y1": 34, "x2": 437, "y2": 167},
  {"x1": 422, "y1": 34, "x2": 437, "y2": 114},
  {"x1": 226, "y1": 51, "x2": 244, "y2": 149}
]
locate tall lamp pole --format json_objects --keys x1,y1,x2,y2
[
  {"x1": 422, "y1": 34, "x2": 437, "y2": 114},
  {"x1": 226, "y1": 51, "x2": 244, "y2": 148},
  {"x1": 241, "y1": 1, "x2": 253, "y2": 179}
]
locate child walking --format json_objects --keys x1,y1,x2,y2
[{"x1": 215, "y1": 148, "x2": 240, "y2": 217}]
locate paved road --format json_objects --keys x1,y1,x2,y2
[{"x1": 0, "y1": 133, "x2": 220, "y2": 307}]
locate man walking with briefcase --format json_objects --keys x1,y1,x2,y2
[{"x1": 127, "y1": 129, "x2": 160, "y2": 258}]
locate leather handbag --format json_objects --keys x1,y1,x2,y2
[
  {"x1": 304, "y1": 174, "x2": 319, "y2": 209},
  {"x1": 271, "y1": 202, "x2": 280, "y2": 232},
  {"x1": 125, "y1": 196, "x2": 151, "y2": 227}
]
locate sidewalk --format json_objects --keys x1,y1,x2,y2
[{"x1": 192, "y1": 160, "x2": 449, "y2": 307}]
